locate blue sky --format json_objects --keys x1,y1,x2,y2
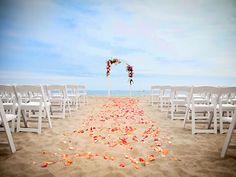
[{"x1": 0, "y1": 0, "x2": 236, "y2": 90}]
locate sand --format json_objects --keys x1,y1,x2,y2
[{"x1": 0, "y1": 96, "x2": 236, "y2": 177}]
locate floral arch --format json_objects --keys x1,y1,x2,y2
[{"x1": 106, "y1": 58, "x2": 134, "y2": 96}]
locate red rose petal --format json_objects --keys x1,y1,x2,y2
[{"x1": 119, "y1": 162, "x2": 125, "y2": 167}]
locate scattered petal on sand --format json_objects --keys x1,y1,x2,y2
[
  {"x1": 139, "y1": 157, "x2": 146, "y2": 165},
  {"x1": 171, "y1": 156, "x2": 177, "y2": 161},
  {"x1": 148, "y1": 155, "x2": 156, "y2": 161},
  {"x1": 41, "y1": 161, "x2": 48, "y2": 168},
  {"x1": 38, "y1": 98, "x2": 174, "y2": 169},
  {"x1": 41, "y1": 161, "x2": 55, "y2": 168},
  {"x1": 64, "y1": 159, "x2": 73, "y2": 166},
  {"x1": 119, "y1": 162, "x2": 126, "y2": 167},
  {"x1": 162, "y1": 149, "x2": 169, "y2": 156}
]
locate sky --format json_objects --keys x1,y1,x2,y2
[{"x1": 0, "y1": 0, "x2": 236, "y2": 90}]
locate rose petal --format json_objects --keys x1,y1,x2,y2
[
  {"x1": 171, "y1": 156, "x2": 177, "y2": 161},
  {"x1": 64, "y1": 159, "x2": 73, "y2": 166},
  {"x1": 139, "y1": 157, "x2": 145, "y2": 163},
  {"x1": 162, "y1": 149, "x2": 169, "y2": 155},
  {"x1": 119, "y1": 162, "x2": 125, "y2": 167},
  {"x1": 41, "y1": 161, "x2": 48, "y2": 168},
  {"x1": 148, "y1": 155, "x2": 156, "y2": 161}
]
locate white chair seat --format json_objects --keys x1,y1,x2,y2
[
  {"x1": 20, "y1": 102, "x2": 50, "y2": 109},
  {"x1": 3, "y1": 103, "x2": 14, "y2": 106},
  {"x1": 5, "y1": 114, "x2": 16, "y2": 122},
  {"x1": 189, "y1": 104, "x2": 214, "y2": 111},
  {"x1": 162, "y1": 95, "x2": 170, "y2": 98},
  {"x1": 176, "y1": 94, "x2": 187, "y2": 99},
  {"x1": 172, "y1": 99, "x2": 186, "y2": 104},
  {"x1": 222, "y1": 117, "x2": 232, "y2": 123},
  {"x1": 193, "y1": 98, "x2": 208, "y2": 104},
  {"x1": 221, "y1": 104, "x2": 236, "y2": 110},
  {"x1": 3, "y1": 102, "x2": 17, "y2": 110}
]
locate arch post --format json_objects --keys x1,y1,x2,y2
[
  {"x1": 107, "y1": 76, "x2": 111, "y2": 96},
  {"x1": 129, "y1": 83, "x2": 132, "y2": 97}
]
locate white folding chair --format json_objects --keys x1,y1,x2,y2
[
  {"x1": 170, "y1": 86, "x2": 192, "y2": 120},
  {"x1": 0, "y1": 98, "x2": 16, "y2": 153},
  {"x1": 219, "y1": 87, "x2": 236, "y2": 134},
  {"x1": 66, "y1": 85, "x2": 80, "y2": 111},
  {"x1": 150, "y1": 85, "x2": 161, "y2": 107},
  {"x1": 183, "y1": 86, "x2": 220, "y2": 134},
  {"x1": 159, "y1": 86, "x2": 171, "y2": 112},
  {"x1": 221, "y1": 108, "x2": 236, "y2": 158},
  {"x1": 47, "y1": 85, "x2": 71, "y2": 119},
  {"x1": 15, "y1": 85, "x2": 52, "y2": 134},
  {"x1": 0, "y1": 85, "x2": 18, "y2": 132},
  {"x1": 78, "y1": 85, "x2": 87, "y2": 105}
]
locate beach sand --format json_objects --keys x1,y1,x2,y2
[{"x1": 0, "y1": 96, "x2": 236, "y2": 177}]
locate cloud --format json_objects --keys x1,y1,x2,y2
[{"x1": 0, "y1": 0, "x2": 236, "y2": 89}]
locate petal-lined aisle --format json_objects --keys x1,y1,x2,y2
[
  {"x1": 1, "y1": 97, "x2": 236, "y2": 177},
  {"x1": 38, "y1": 97, "x2": 175, "y2": 171}
]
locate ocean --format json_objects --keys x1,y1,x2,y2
[{"x1": 87, "y1": 90, "x2": 150, "y2": 96}]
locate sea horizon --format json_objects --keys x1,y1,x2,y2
[{"x1": 87, "y1": 90, "x2": 149, "y2": 96}]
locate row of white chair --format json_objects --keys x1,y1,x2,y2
[
  {"x1": 0, "y1": 84, "x2": 87, "y2": 153},
  {"x1": 150, "y1": 85, "x2": 236, "y2": 157}
]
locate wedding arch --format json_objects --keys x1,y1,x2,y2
[{"x1": 106, "y1": 58, "x2": 134, "y2": 96}]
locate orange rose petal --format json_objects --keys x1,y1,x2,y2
[
  {"x1": 148, "y1": 155, "x2": 156, "y2": 161},
  {"x1": 64, "y1": 159, "x2": 73, "y2": 166},
  {"x1": 104, "y1": 155, "x2": 109, "y2": 160},
  {"x1": 171, "y1": 156, "x2": 177, "y2": 161},
  {"x1": 134, "y1": 164, "x2": 140, "y2": 169},
  {"x1": 162, "y1": 149, "x2": 169, "y2": 155}
]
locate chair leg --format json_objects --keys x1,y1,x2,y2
[
  {"x1": 45, "y1": 106, "x2": 52, "y2": 128},
  {"x1": 183, "y1": 109, "x2": 189, "y2": 128},
  {"x1": 62, "y1": 100, "x2": 66, "y2": 119},
  {"x1": 16, "y1": 107, "x2": 21, "y2": 132},
  {"x1": 221, "y1": 113, "x2": 236, "y2": 158},
  {"x1": 220, "y1": 110, "x2": 224, "y2": 134},
  {"x1": 67, "y1": 100, "x2": 71, "y2": 117},
  {"x1": 75, "y1": 97, "x2": 78, "y2": 110},
  {"x1": 11, "y1": 119, "x2": 15, "y2": 133},
  {"x1": 160, "y1": 98, "x2": 163, "y2": 112},
  {"x1": 171, "y1": 103, "x2": 174, "y2": 120},
  {"x1": 21, "y1": 110, "x2": 28, "y2": 128},
  {"x1": 2, "y1": 116, "x2": 16, "y2": 153},
  {"x1": 213, "y1": 109, "x2": 217, "y2": 134},
  {"x1": 38, "y1": 107, "x2": 42, "y2": 134},
  {"x1": 192, "y1": 110, "x2": 196, "y2": 135},
  {"x1": 207, "y1": 111, "x2": 214, "y2": 129}
]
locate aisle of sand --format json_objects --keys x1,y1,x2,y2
[{"x1": 0, "y1": 96, "x2": 236, "y2": 177}]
